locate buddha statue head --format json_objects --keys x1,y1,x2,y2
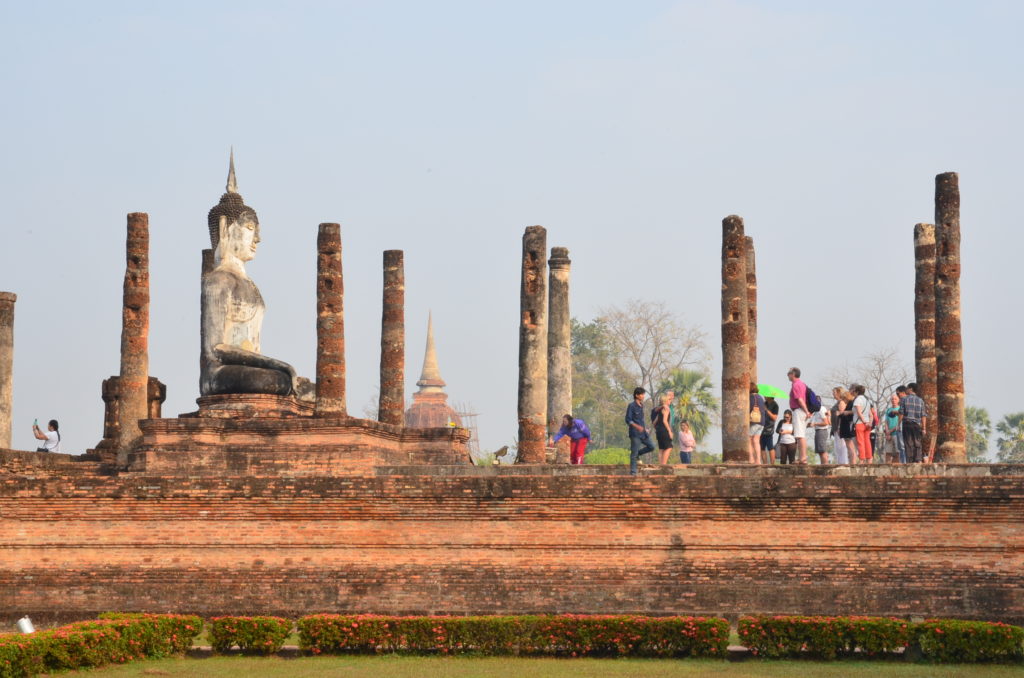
[{"x1": 215, "y1": 208, "x2": 261, "y2": 267}]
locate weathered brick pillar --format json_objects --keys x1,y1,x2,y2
[
  {"x1": 316, "y1": 223, "x2": 346, "y2": 417},
  {"x1": 116, "y1": 213, "x2": 150, "y2": 465},
  {"x1": 745, "y1": 236, "x2": 757, "y2": 385},
  {"x1": 721, "y1": 215, "x2": 749, "y2": 463},
  {"x1": 0, "y1": 291, "x2": 15, "y2": 449},
  {"x1": 934, "y1": 173, "x2": 966, "y2": 462},
  {"x1": 378, "y1": 249, "x2": 405, "y2": 425},
  {"x1": 547, "y1": 247, "x2": 572, "y2": 463},
  {"x1": 517, "y1": 226, "x2": 548, "y2": 463},
  {"x1": 913, "y1": 223, "x2": 938, "y2": 459}
]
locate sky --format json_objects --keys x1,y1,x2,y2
[{"x1": 1, "y1": 0, "x2": 1022, "y2": 456}]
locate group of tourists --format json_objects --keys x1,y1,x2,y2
[{"x1": 749, "y1": 367, "x2": 930, "y2": 465}]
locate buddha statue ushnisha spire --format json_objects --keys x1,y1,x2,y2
[{"x1": 207, "y1": 148, "x2": 257, "y2": 250}]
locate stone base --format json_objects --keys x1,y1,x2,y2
[
  {"x1": 190, "y1": 393, "x2": 315, "y2": 419},
  {"x1": 127, "y1": 414, "x2": 471, "y2": 476}
]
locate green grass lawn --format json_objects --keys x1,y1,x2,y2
[{"x1": 64, "y1": 656, "x2": 1024, "y2": 677}]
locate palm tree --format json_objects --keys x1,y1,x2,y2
[
  {"x1": 965, "y1": 406, "x2": 992, "y2": 463},
  {"x1": 995, "y1": 412, "x2": 1024, "y2": 463},
  {"x1": 658, "y1": 368, "x2": 718, "y2": 443}
]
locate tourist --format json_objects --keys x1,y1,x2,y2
[
  {"x1": 550, "y1": 414, "x2": 590, "y2": 465},
  {"x1": 776, "y1": 410, "x2": 797, "y2": 464},
  {"x1": 786, "y1": 367, "x2": 810, "y2": 464},
  {"x1": 678, "y1": 420, "x2": 696, "y2": 464},
  {"x1": 748, "y1": 383, "x2": 767, "y2": 464},
  {"x1": 652, "y1": 391, "x2": 675, "y2": 465},
  {"x1": 625, "y1": 387, "x2": 655, "y2": 475},
  {"x1": 900, "y1": 382, "x2": 928, "y2": 463},
  {"x1": 885, "y1": 393, "x2": 905, "y2": 464},
  {"x1": 852, "y1": 384, "x2": 873, "y2": 462},
  {"x1": 829, "y1": 393, "x2": 845, "y2": 464},
  {"x1": 835, "y1": 387, "x2": 857, "y2": 464},
  {"x1": 32, "y1": 419, "x2": 61, "y2": 453},
  {"x1": 809, "y1": 404, "x2": 831, "y2": 464},
  {"x1": 760, "y1": 396, "x2": 779, "y2": 464}
]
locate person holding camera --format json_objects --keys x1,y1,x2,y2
[{"x1": 32, "y1": 419, "x2": 61, "y2": 453}]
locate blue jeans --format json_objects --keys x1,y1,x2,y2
[
  {"x1": 629, "y1": 433, "x2": 655, "y2": 474},
  {"x1": 679, "y1": 450, "x2": 692, "y2": 464},
  {"x1": 891, "y1": 430, "x2": 906, "y2": 463}
]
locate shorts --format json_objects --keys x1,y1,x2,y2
[
  {"x1": 814, "y1": 428, "x2": 829, "y2": 454},
  {"x1": 749, "y1": 424, "x2": 764, "y2": 437},
  {"x1": 655, "y1": 427, "x2": 673, "y2": 450},
  {"x1": 792, "y1": 409, "x2": 808, "y2": 438}
]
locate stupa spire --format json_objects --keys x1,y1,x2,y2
[
  {"x1": 416, "y1": 312, "x2": 445, "y2": 392},
  {"x1": 226, "y1": 147, "x2": 238, "y2": 194}
]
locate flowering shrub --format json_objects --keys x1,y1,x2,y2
[
  {"x1": 297, "y1": 614, "x2": 729, "y2": 657},
  {"x1": 209, "y1": 616, "x2": 292, "y2": 655},
  {"x1": 738, "y1": 616, "x2": 912, "y2": 659},
  {"x1": 0, "y1": 614, "x2": 201, "y2": 678},
  {"x1": 916, "y1": 619, "x2": 1024, "y2": 663}
]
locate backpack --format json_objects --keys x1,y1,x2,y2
[
  {"x1": 749, "y1": 394, "x2": 762, "y2": 424},
  {"x1": 650, "y1": 406, "x2": 661, "y2": 425},
  {"x1": 805, "y1": 386, "x2": 822, "y2": 412}
]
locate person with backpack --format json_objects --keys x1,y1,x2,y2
[
  {"x1": 32, "y1": 419, "x2": 61, "y2": 453},
  {"x1": 550, "y1": 414, "x2": 591, "y2": 465},
  {"x1": 851, "y1": 384, "x2": 873, "y2": 462},
  {"x1": 748, "y1": 382, "x2": 767, "y2": 464},
  {"x1": 787, "y1": 367, "x2": 819, "y2": 464}
]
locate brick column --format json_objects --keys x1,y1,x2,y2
[
  {"x1": 745, "y1": 236, "x2": 757, "y2": 385},
  {"x1": 547, "y1": 247, "x2": 572, "y2": 464},
  {"x1": 315, "y1": 223, "x2": 346, "y2": 417},
  {"x1": 0, "y1": 291, "x2": 15, "y2": 449},
  {"x1": 116, "y1": 213, "x2": 150, "y2": 465},
  {"x1": 517, "y1": 226, "x2": 548, "y2": 463},
  {"x1": 913, "y1": 222, "x2": 938, "y2": 460},
  {"x1": 378, "y1": 250, "x2": 405, "y2": 425},
  {"x1": 934, "y1": 173, "x2": 966, "y2": 462},
  {"x1": 721, "y1": 215, "x2": 749, "y2": 463}
]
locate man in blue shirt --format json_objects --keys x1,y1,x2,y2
[{"x1": 626, "y1": 387, "x2": 655, "y2": 475}]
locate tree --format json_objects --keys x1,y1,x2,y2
[
  {"x1": 658, "y1": 368, "x2": 718, "y2": 444},
  {"x1": 995, "y1": 412, "x2": 1024, "y2": 463},
  {"x1": 570, "y1": 317, "x2": 632, "y2": 449},
  {"x1": 596, "y1": 299, "x2": 710, "y2": 404},
  {"x1": 965, "y1": 406, "x2": 991, "y2": 463}
]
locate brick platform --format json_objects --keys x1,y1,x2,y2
[{"x1": 1, "y1": 460, "x2": 1021, "y2": 625}]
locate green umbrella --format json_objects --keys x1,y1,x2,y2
[{"x1": 757, "y1": 383, "x2": 787, "y2": 399}]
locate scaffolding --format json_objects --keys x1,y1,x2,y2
[{"x1": 453, "y1": 401, "x2": 481, "y2": 458}]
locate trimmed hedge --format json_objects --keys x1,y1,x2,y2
[
  {"x1": 917, "y1": 619, "x2": 1024, "y2": 663},
  {"x1": 0, "y1": 614, "x2": 201, "y2": 678},
  {"x1": 739, "y1": 616, "x2": 1024, "y2": 663},
  {"x1": 297, "y1": 614, "x2": 730, "y2": 657},
  {"x1": 209, "y1": 616, "x2": 292, "y2": 655}
]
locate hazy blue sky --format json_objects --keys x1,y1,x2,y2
[{"x1": 2, "y1": 1, "x2": 1021, "y2": 455}]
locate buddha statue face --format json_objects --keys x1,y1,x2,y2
[{"x1": 217, "y1": 209, "x2": 261, "y2": 264}]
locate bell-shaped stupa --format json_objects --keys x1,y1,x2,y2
[{"x1": 404, "y1": 313, "x2": 462, "y2": 428}]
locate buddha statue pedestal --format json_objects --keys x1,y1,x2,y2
[{"x1": 125, "y1": 408, "x2": 471, "y2": 476}]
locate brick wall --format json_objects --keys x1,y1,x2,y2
[{"x1": 1, "y1": 462, "x2": 1021, "y2": 625}]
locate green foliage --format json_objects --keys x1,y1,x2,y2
[
  {"x1": 916, "y1": 619, "x2": 1024, "y2": 663},
  {"x1": 0, "y1": 614, "x2": 201, "y2": 678},
  {"x1": 739, "y1": 616, "x2": 1024, "y2": 663},
  {"x1": 209, "y1": 616, "x2": 292, "y2": 655},
  {"x1": 965, "y1": 406, "x2": 992, "y2": 462},
  {"x1": 297, "y1": 614, "x2": 729, "y2": 658},
  {"x1": 570, "y1": 318, "x2": 631, "y2": 449},
  {"x1": 659, "y1": 368, "x2": 718, "y2": 443},
  {"x1": 584, "y1": 447, "x2": 630, "y2": 465},
  {"x1": 996, "y1": 412, "x2": 1024, "y2": 463}
]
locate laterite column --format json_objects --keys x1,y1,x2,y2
[
  {"x1": 378, "y1": 249, "x2": 405, "y2": 425},
  {"x1": 0, "y1": 291, "x2": 15, "y2": 449},
  {"x1": 721, "y1": 215, "x2": 750, "y2": 463},
  {"x1": 315, "y1": 223, "x2": 346, "y2": 417},
  {"x1": 117, "y1": 213, "x2": 150, "y2": 465},
  {"x1": 934, "y1": 173, "x2": 966, "y2": 462},
  {"x1": 913, "y1": 223, "x2": 938, "y2": 460},
  {"x1": 517, "y1": 226, "x2": 548, "y2": 463},
  {"x1": 745, "y1": 236, "x2": 757, "y2": 384}
]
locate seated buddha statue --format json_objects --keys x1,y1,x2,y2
[{"x1": 200, "y1": 156, "x2": 312, "y2": 401}]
